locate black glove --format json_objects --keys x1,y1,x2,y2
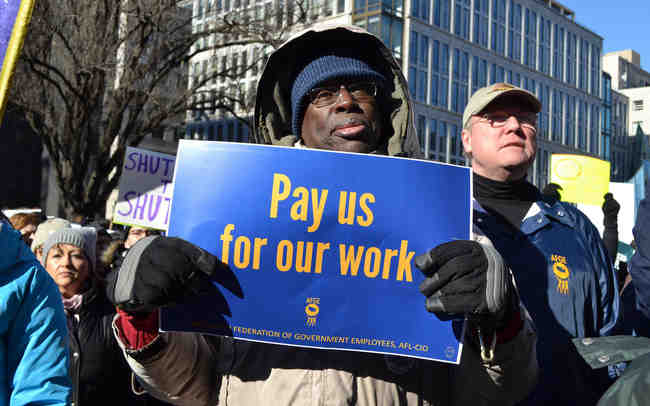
[
  {"x1": 542, "y1": 183, "x2": 563, "y2": 201},
  {"x1": 415, "y1": 240, "x2": 516, "y2": 330},
  {"x1": 106, "y1": 236, "x2": 235, "y2": 313},
  {"x1": 602, "y1": 193, "x2": 620, "y2": 229}
]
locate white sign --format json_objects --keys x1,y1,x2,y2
[
  {"x1": 576, "y1": 182, "x2": 635, "y2": 245},
  {"x1": 113, "y1": 146, "x2": 175, "y2": 230}
]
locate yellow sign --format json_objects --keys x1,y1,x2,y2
[{"x1": 550, "y1": 154, "x2": 610, "y2": 206}]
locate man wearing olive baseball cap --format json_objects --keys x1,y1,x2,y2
[{"x1": 460, "y1": 82, "x2": 620, "y2": 405}]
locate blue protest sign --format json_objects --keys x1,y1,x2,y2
[{"x1": 161, "y1": 141, "x2": 471, "y2": 363}]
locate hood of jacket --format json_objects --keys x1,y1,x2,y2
[
  {"x1": 0, "y1": 219, "x2": 34, "y2": 272},
  {"x1": 253, "y1": 24, "x2": 421, "y2": 158}
]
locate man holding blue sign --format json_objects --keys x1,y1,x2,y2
[
  {"x1": 460, "y1": 82, "x2": 620, "y2": 405},
  {"x1": 106, "y1": 26, "x2": 537, "y2": 405}
]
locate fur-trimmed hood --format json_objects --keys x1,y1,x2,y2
[{"x1": 253, "y1": 24, "x2": 421, "y2": 158}]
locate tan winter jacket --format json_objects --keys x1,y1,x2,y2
[{"x1": 114, "y1": 25, "x2": 538, "y2": 406}]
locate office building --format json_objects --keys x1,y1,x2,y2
[
  {"x1": 186, "y1": 0, "x2": 607, "y2": 188},
  {"x1": 602, "y1": 49, "x2": 650, "y2": 180},
  {"x1": 602, "y1": 50, "x2": 650, "y2": 91}
]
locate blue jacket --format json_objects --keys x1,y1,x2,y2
[
  {"x1": 0, "y1": 220, "x2": 71, "y2": 405},
  {"x1": 474, "y1": 197, "x2": 620, "y2": 405}
]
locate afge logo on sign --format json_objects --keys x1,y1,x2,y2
[{"x1": 305, "y1": 297, "x2": 320, "y2": 327}]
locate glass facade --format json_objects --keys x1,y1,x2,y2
[{"x1": 188, "y1": 0, "x2": 610, "y2": 181}]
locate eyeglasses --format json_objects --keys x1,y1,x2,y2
[
  {"x1": 306, "y1": 81, "x2": 379, "y2": 107},
  {"x1": 475, "y1": 112, "x2": 538, "y2": 129}
]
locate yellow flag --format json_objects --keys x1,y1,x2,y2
[
  {"x1": 550, "y1": 154, "x2": 610, "y2": 206},
  {"x1": 0, "y1": 0, "x2": 36, "y2": 123}
]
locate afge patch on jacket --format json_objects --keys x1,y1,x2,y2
[{"x1": 550, "y1": 254, "x2": 570, "y2": 295}]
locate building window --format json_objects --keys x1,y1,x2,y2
[
  {"x1": 411, "y1": 0, "x2": 430, "y2": 21},
  {"x1": 431, "y1": 40, "x2": 440, "y2": 106},
  {"x1": 590, "y1": 104, "x2": 599, "y2": 154},
  {"x1": 450, "y1": 124, "x2": 459, "y2": 157},
  {"x1": 634, "y1": 100, "x2": 644, "y2": 111},
  {"x1": 591, "y1": 46, "x2": 600, "y2": 96},
  {"x1": 337, "y1": 0, "x2": 345, "y2": 14},
  {"x1": 452, "y1": 49, "x2": 460, "y2": 112},
  {"x1": 454, "y1": 0, "x2": 471, "y2": 40},
  {"x1": 197, "y1": 0, "x2": 204, "y2": 19},
  {"x1": 434, "y1": 0, "x2": 452, "y2": 31},
  {"x1": 409, "y1": 31, "x2": 418, "y2": 65},
  {"x1": 565, "y1": 95, "x2": 575, "y2": 147},
  {"x1": 473, "y1": 0, "x2": 489, "y2": 48},
  {"x1": 578, "y1": 100, "x2": 586, "y2": 149},
  {"x1": 451, "y1": 49, "x2": 468, "y2": 113},
  {"x1": 429, "y1": 118, "x2": 438, "y2": 159},
  {"x1": 508, "y1": 1, "x2": 522, "y2": 62},
  {"x1": 566, "y1": 32, "x2": 576, "y2": 86},
  {"x1": 419, "y1": 33, "x2": 429, "y2": 66},
  {"x1": 579, "y1": 39, "x2": 589, "y2": 91},
  {"x1": 490, "y1": 63, "x2": 505, "y2": 84},
  {"x1": 539, "y1": 84, "x2": 550, "y2": 140},
  {"x1": 354, "y1": 13, "x2": 403, "y2": 61},
  {"x1": 472, "y1": 56, "x2": 487, "y2": 93},
  {"x1": 553, "y1": 24, "x2": 564, "y2": 80},
  {"x1": 439, "y1": 121, "x2": 448, "y2": 157},
  {"x1": 409, "y1": 31, "x2": 429, "y2": 102},
  {"x1": 438, "y1": 43, "x2": 450, "y2": 108},
  {"x1": 418, "y1": 70, "x2": 428, "y2": 102},
  {"x1": 491, "y1": 0, "x2": 506, "y2": 55},
  {"x1": 539, "y1": 16, "x2": 551, "y2": 74},
  {"x1": 523, "y1": 76, "x2": 535, "y2": 93},
  {"x1": 524, "y1": 8, "x2": 536, "y2": 69},
  {"x1": 417, "y1": 115, "x2": 426, "y2": 153},
  {"x1": 552, "y1": 89, "x2": 563, "y2": 143}
]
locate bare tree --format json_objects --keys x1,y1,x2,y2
[{"x1": 9, "y1": 0, "x2": 312, "y2": 218}]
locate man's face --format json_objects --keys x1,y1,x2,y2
[
  {"x1": 461, "y1": 100, "x2": 537, "y2": 182},
  {"x1": 300, "y1": 79, "x2": 383, "y2": 153}
]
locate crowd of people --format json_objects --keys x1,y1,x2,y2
[{"x1": 2, "y1": 24, "x2": 649, "y2": 406}]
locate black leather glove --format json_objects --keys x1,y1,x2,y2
[
  {"x1": 106, "y1": 236, "x2": 234, "y2": 313},
  {"x1": 602, "y1": 193, "x2": 620, "y2": 229},
  {"x1": 542, "y1": 182, "x2": 563, "y2": 201},
  {"x1": 415, "y1": 240, "x2": 516, "y2": 330}
]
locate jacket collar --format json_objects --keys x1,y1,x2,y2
[{"x1": 473, "y1": 197, "x2": 575, "y2": 235}]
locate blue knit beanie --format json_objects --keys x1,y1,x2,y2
[{"x1": 291, "y1": 54, "x2": 386, "y2": 138}]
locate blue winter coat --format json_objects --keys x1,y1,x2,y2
[
  {"x1": 474, "y1": 197, "x2": 620, "y2": 405},
  {"x1": 0, "y1": 220, "x2": 71, "y2": 405}
]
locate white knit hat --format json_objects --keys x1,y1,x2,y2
[
  {"x1": 31, "y1": 218, "x2": 71, "y2": 253},
  {"x1": 42, "y1": 227, "x2": 97, "y2": 274}
]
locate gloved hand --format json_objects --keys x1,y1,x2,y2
[
  {"x1": 415, "y1": 240, "x2": 517, "y2": 330},
  {"x1": 106, "y1": 236, "x2": 230, "y2": 314},
  {"x1": 602, "y1": 193, "x2": 620, "y2": 229},
  {"x1": 541, "y1": 183, "x2": 563, "y2": 201}
]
